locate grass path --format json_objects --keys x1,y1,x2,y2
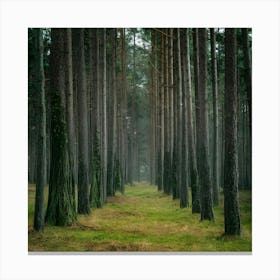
[{"x1": 28, "y1": 183, "x2": 252, "y2": 252}]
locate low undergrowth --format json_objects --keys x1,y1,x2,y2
[{"x1": 28, "y1": 183, "x2": 252, "y2": 252}]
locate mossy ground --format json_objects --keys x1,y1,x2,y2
[{"x1": 28, "y1": 183, "x2": 252, "y2": 252}]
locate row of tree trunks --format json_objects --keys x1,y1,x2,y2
[
  {"x1": 150, "y1": 28, "x2": 244, "y2": 233},
  {"x1": 32, "y1": 28, "x2": 129, "y2": 231},
  {"x1": 31, "y1": 28, "x2": 247, "y2": 237}
]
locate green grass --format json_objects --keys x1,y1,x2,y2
[{"x1": 28, "y1": 183, "x2": 252, "y2": 252}]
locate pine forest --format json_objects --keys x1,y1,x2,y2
[{"x1": 28, "y1": 28, "x2": 252, "y2": 252}]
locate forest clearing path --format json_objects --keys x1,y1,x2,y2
[{"x1": 28, "y1": 183, "x2": 251, "y2": 252}]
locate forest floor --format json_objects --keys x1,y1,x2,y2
[{"x1": 28, "y1": 183, "x2": 252, "y2": 252}]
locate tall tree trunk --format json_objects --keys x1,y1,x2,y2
[
  {"x1": 46, "y1": 28, "x2": 76, "y2": 226},
  {"x1": 197, "y1": 28, "x2": 214, "y2": 221},
  {"x1": 111, "y1": 29, "x2": 118, "y2": 194},
  {"x1": 157, "y1": 31, "x2": 164, "y2": 191},
  {"x1": 89, "y1": 29, "x2": 103, "y2": 208},
  {"x1": 100, "y1": 29, "x2": 108, "y2": 202},
  {"x1": 163, "y1": 29, "x2": 170, "y2": 194},
  {"x1": 107, "y1": 28, "x2": 117, "y2": 196},
  {"x1": 34, "y1": 28, "x2": 46, "y2": 231},
  {"x1": 192, "y1": 28, "x2": 202, "y2": 213},
  {"x1": 120, "y1": 28, "x2": 126, "y2": 193},
  {"x1": 210, "y1": 28, "x2": 219, "y2": 205},
  {"x1": 150, "y1": 30, "x2": 156, "y2": 185},
  {"x1": 241, "y1": 28, "x2": 252, "y2": 189},
  {"x1": 224, "y1": 28, "x2": 241, "y2": 235},
  {"x1": 76, "y1": 28, "x2": 90, "y2": 215},
  {"x1": 185, "y1": 29, "x2": 200, "y2": 213},
  {"x1": 168, "y1": 28, "x2": 174, "y2": 195},
  {"x1": 128, "y1": 29, "x2": 136, "y2": 184},
  {"x1": 172, "y1": 29, "x2": 179, "y2": 199},
  {"x1": 178, "y1": 29, "x2": 188, "y2": 208},
  {"x1": 192, "y1": 29, "x2": 200, "y2": 152},
  {"x1": 156, "y1": 30, "x2": 162, "y2": 191},
  {"x1": 65, "y1": 28, "x2": 76, "y2": 209}
]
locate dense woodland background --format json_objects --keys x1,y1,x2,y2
[{"x1": 28, "y1": 28, "x2": 252, "y2": 245}]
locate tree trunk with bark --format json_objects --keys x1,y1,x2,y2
[
  {"x1": 76, "y1": 28, "x2": 90, "y2": 214},
  {"x1": 185, "y1": 29, "x2": 200, "y2": 213},
  {"x1": 45, "y1": 28, "x2": 76, "y2": 226},
  {"x1": 210, "y1": 28, "x2": 219, "y2": 205},
  {"x1": 224, "y1": 28, "x2": 241, "y2": 235},
  {"x1": 197, "y1": 28, "x2": 214, "y2": 221},
  {"x1": 64, "y1": 28, "x2": 76, "y2": 209},
  {"x1": 179, "y1": 29, "x2": 188, "y2": 208},
  {"x1": 34, "y1": 28, "x2": 46, "y2": 231}
]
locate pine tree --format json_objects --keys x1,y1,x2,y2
[
  {"x1": 34, "y1": 28, "x2": 46, "y2": 231},
  {"x1": 224, "y1": 28, "x2": 241, "y2": 235},
  {"x1": 45, "y1": 28, "x2": 76, "y2": 226},
  {"x1": 196, "y1": 28, "x2": 214, "y2": 221},
  {"x1": 76, "y1": 28, "x2": 90, "y2": 215}
]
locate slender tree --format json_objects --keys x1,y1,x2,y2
[
  {"x1": 89, "y1": 29, "x2": 103, "y2": 208},
  {"x1": 34, "y1": 28, "x2": 46, "y2": 231},
  {"x1": 107, "y1": 28, "x2": 117, "y2": 196},
  {"x1": 64, "y1": 28, "x2": 76, "y2": 207},
  {"x1": 210, "y1": 28, "x2": 219, "y2": 205},
  {"x1": 182, "y1": 29, "x2": 200, "y2": 213},
  {"x1": 76, "y1": 28, "x2": 90, "y2": 214},
  {"x1": 224, "y1": 28, "x2": 241, "y2": 235},
  {"x1": 177, "y1": 28, "x2": 188, "y2": 208},
  {"x1": 128, "y1": 29, "x2": 136, "y2": 185},
  {"x1": 122, "y1": 28, "x2": 127, "y2": 190},
  {"x1": 100, "y1": 29, "x2": 108, "y2": 202},
  {"x1": 168, "y1": 28, "x2": 174, "y2": 195},
  {"x1": 171, "y1": 29, "x2": 179, "y2": 199},
  {"x1": 241, "y1": 28, "x2": 252, "y2": 189},
  {"x1": 150, "y1": 29, "x2": 157, "y2": 185},
  {"x1": 197, "y1": 28, "x2": 214, "y2": 221},
  {"x1": 163, "y1": 29, "x2": 170, "y2": 194}
]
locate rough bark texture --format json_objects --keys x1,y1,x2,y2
[
  {"x1": 157, "y1": 31, "x2": 164, "y2": 191},
  {"x1": 177, "y1": 29, "x2": 187, "y2": 208},
  {"x1": 107, "y1": 28, "x2": 117, "y2": 196},
  {"x1": 197, "y1": 28, "x2": 214, "y2": 221},
  {"x1": 90, "y1": 128, "x2": 102, "y2": 208},
  {"x1": 150, "y1": 30, "x2": 156, "y2": 185},
  {"x1": 191, "y1": 28, "x2": 201, "y2": 213},
  {"x1": 168, "y1": 28, "x2": 174, "y2": 195},
  {"x1": 172, "y1": 29, "x2": 179, "y2": 199},
  {"x1": 185, "y1": 29, "x2": 200, "y2": 213},
  {"x1": 224, "y1": 28, "x2": 241, "y2": 235},
  {"x1": 163, "y1": 29, "x2": 170, "y2": 194},
  {"x1": 241, "y1": 28, "x2": 252, "y2": 189},
  {"x1": 45, "y1": 28, "x2": 76, "y2": 226},
  {"x1": 65, "y1": 28, "x2": 76, "y2": 208},
  {"x1": 121, "y1": 28, "x2": 127, "y2": 192},
  {"x1": 76, "y1": 28, "x2": 90, "y2": 215},
  {"x1": 34, "y1": 28, "x2": 46, "y2": 231},
  {"x1": 100, "y1": 29, "x2": 108, "y2": 202},
  {"x1": 180, "y1": 28, "x2": 190, "y2": 208},
  {"x1": 210, "y1": 28, "x2": 219, "y2": 205},
  {"x1": 128, "y1": 29, "x2": 136, "y2": 185}
]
